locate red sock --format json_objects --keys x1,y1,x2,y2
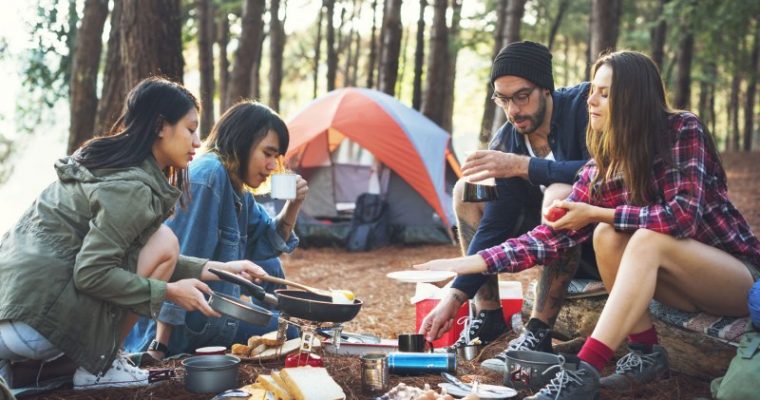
[
  {"x1": 628, "y1": 326, "x2": 658, "y2": 351},
  {"x1": 578, "y1": 337, "x2": 614, "y2": 373}
]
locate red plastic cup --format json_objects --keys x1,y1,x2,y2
[{"x1": 284, "y1": 352, "x2": 323, "y2": 368}]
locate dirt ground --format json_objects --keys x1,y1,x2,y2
[{"x1": 25, "y1": 152, "x2": 758, "y2": 399}]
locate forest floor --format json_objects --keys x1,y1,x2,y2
[{"x1": 25, "y1": 151, "x2": 759, "y2": 399}]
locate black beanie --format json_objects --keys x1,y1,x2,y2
[{"x1": 491, "y1": 41, "x2": 554, "y2": 92}]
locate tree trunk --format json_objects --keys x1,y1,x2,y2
[
  {"x1": 197, "y1": 0, "x2": 215, "y2": 138},
  {"x1": 217, "y1": 11, "x2": 230, "y2": 111},
  {"x1": 743, "y1": 21, "x2": 759, "y2": 152},
  {"x1": 269, "y1": 0, "x2": 285, "y2": 111},
  {"x1": 412, "y1": 0, "x2": 426, "y2": 111},
  {"x1": 378, "y1": 0, "x2": 403, "y2": 96},
  {"x1": 546, "y1": 0, "x2": 569, "y2": 51},
  {"x1": 121, "y1": 0, "x2": 184, "y2": 86},
  {"x1": 589, "y1": 0, "x2": 620, "y2": 60},
  {"x1": 673, "y1": 32, "x2": 694, "y2": 110},
  {"x1": 479, "y1": 0, "x2": 507, "y2": 149},
  {"x1": 491, "y1": 0, "x2": 526, "y2": 134},
  {"x1": 342, "y1": 0, "x2": 359, "y2": 87},
  {"x1": 325, "y1": 0, "x2": 337, "y2": 91},
  {"x1": 650, "y1": 0, "x2": 669, "y2": 69},
  {"x1": 249, "y1": 33, "x2": 265, "y2": 100},
  {"x1": 698, "y1": 60, "x2": 717, "y2": 137},
  {"x1": 313, "y1": 4, "x2": 323, "y2": 98},
  {"x1": 729, "y1": 72, "x2": 742, "y2": 152},
  {"x1": 421, "y1": 0, "x2": 448, "y2": 127},
  {"x1": 366, "y1": 0, "x2": 379, "y2": 88},
  {"x1": 226, "y1": 0, "x2": 265, "y2": 105},
  {"x1": 94, "y1": 0, "x2": 124, "y2": 135},
  {"x1": 441, "y1": 0, "x2": 463, "y2": 134},
  {"x1": 68, "y1": 0, "x2": 108, "y2": 154}
]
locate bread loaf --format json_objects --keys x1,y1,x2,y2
[
  {"x1": 279, "y1": 367, "x2": 346, "y2": 400},
  {"x1": 231, "y1": 343, "x2": 251, "y2": 356},
  {"x1": 255, "y1": 374, "x2": 293, "y2": 400}
]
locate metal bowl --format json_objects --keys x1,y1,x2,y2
[
  {"x1": 182, "y1": 355, "x2": 240, "y2": 393},
  {"x1": 504, "y1": 350, "x2": 560, "y2": 392},
  {"x1": 208, "y1": 291, "x2": 273, "y2": 326}
]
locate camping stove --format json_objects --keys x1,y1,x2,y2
[{"x1": 278, "y1": 315, "x2": 344, "y2": 367}]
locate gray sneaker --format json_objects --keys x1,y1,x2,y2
[
  {"x1": 599, "y1": 344, "x2": 670, "y2": 392},
  {"x1": 524, "y1": 355, "x2": 600, "y2": 400},
  {"x1": 481, "y1": 326, "x2": 553, "y2": 372}
]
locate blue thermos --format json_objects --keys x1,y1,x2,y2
[{"x1": 387, "y1": 352, "x2": 456, "y2": 375}]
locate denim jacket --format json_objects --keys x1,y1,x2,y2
[{"x1": 158, "y1": 152, "x2": 298, "y2": 329}]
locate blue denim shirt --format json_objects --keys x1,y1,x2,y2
[
  {"x1": 452, "y1": 83, "x2": 591, "y2": 298},
  {"x1": 124, "y1": 153, "x2": 299, "y2": 354}
]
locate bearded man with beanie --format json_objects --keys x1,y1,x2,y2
[{"x1": 418, "y1": 41, "x2": 599, "y2": 371}]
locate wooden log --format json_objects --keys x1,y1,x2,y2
[{"x1": 522, "y1": 291, "x2": 735, "y2": 380}]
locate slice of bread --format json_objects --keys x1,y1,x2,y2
[
  {"x1": 279, "y1": 367, "x2": 346, "y2": 400},
  {"x1": 231, "y1": 343, "x2": 251, "y2": 357},
  {"x1": 255, "y1": 374, "x2": 293, "y2": 400}
]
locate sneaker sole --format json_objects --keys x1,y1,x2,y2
[{"x1": 481, "y1": 358, "x2": 506, "y2": 373}]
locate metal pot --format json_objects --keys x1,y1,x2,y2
[
  {"x1": 182, "y1": 354, "x2": 240, "y2": 393},
  {"x1": 208, "y1": 291, "x2": 272, "y2": 326}
]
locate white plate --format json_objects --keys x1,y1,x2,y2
[
  {"x1": 437, "y1": 383, "x2": 517, "y2": 399},
  {"x1": 386, "y1": 270, "x2": 456, "y2": 283}
]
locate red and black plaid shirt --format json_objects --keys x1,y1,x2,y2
[{"x1": 479, "y1": 112, "x2": 760, "y2": 274}]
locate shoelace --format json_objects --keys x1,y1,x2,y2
[
  {"x1": 507, "y1": 329, "x2": 540, "y2": 351},
  {"x1": 455, "y1": 316, "x2": 484, "y2": 345},
  {"x1": 537, "y1": 356, "x2": 586, "y2": 397},
  {"x1": 614, "y1": 350, "x2": 654, "y2": 374},
  {"x1": 107, "y1": 353, "x2": 148, "y2": 379}
]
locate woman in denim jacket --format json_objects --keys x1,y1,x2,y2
[
  {"x1": 0, "y1": 78, "x2": 269, "y2": 390},
  {"x1": 126, "y1": 101, "x2": 308, "y2": 360}
]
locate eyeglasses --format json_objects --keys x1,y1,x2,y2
[{"x1": 491, "y1": 86, "x2": 537, "y2": 108}]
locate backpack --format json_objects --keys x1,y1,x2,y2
[
  {"x1": 711, "y1": 323, "x2": 760, "y2": 400},
  {"x1": 346, "y1": 193, "x2": 389, "y2": 252}
]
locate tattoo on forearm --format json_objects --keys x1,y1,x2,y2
[
  {"x1": 451, "y1": 291, "x2": 467, "y2": 305},
  {"x1": 457, "y1": 222, "x2": 477, "y2": 256},
  {"x1": 475, "y1": 276, "x2": 500, "y2": 304},
  {"x1": 535, "y1": 247, "x2": 581, "y2": 325}
]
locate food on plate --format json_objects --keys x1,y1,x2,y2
[
  {"x1": 239, "y1": 384, "x2": 268, "y2": 400},
  {"x1": 330, "y1": 289, "x2": 355, "y2": 304},
  {"x1": 261, "y1": 330, "x2": 285, "y2": 347},
  {"x1": 255, "y1": 374, "x2": 293, "y2": 400},
  {"x1": 249, "y1": 343, "x2": 268, "y2": 357},
  {"x1": 231, "y1": 343, "x2": 251, "y2": 356},
  {"x1": 279, "y1": 366, "x2": 346, "y2": 400}
]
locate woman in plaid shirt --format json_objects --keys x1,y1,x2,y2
[{"x1": 415, "y1": 51, "x2": 760, "y2": 400}]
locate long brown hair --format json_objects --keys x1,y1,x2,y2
[{"x1": 586, "y1": 51, "x2": 673, "y2": 205}]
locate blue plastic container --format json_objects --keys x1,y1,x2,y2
[
  {"x1": 749, "y1": 281, "x2": 760, "y2": 328},
  {"x1": 387, "y1": 352, "x2": 456, "y2": 375}
]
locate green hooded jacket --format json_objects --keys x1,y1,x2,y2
[{"x1": 0, "y1": 156, "x2": 207, "y2": 374}]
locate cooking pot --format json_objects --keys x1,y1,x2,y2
[
  {"x1": 209, "y1": 268, "x2": 362, "y2": 323},
  {"x1": 182, "y1": 354, "x2": 240, "y2": 393},
  {"x1": 208, "y1": 290, "x2": 273, "y2": 326}
]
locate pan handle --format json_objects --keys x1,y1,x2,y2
[
  {"x1": 257, "y1": 275, "x2": 331, "y2": 297},
  {"x1": 208, "y1": 268, "x2": 278, "y2": 307}
]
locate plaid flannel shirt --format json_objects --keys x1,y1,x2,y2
[{"x1": 479, "y1": 112, "x2": 760, "y2": 274}]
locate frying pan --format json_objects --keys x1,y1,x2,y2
[{"x1": 209, "y1": 268, "x2": 362, "y2": 323}]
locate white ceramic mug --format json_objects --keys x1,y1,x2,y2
[{"x1": 271, "y1": 173, "x2": 297, "y2": 200}]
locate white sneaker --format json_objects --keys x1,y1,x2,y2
[{"x1": 73, "y1": 352, "x2": 149, "y2": 389}]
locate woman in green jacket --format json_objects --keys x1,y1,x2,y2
[{"x1": 0, "y1": 77, "x2": 267, "y2": 390}]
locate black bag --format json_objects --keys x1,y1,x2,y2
[{"x1": 346, "y1": 193, "x2": 389, "y2": 251}]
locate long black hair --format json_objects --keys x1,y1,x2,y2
[
  {"x1": 74, "y1": 77, "x2": 199, "y2": 203},
  {"x1": 205, "y1": 101, "x2": 289, "y2": 192}
]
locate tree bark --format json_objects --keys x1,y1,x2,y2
[
  {"x1": 366, "y1": 0, "x2": 379, "y2": 88},
  {"x1": 479, "y1": 0, "x2": 507, "y2": 149},
  {"x1": 249, "y1": 33, "x2": 265, "y2": 100},
  {"x1": 442, "y1": 0, "x2": 463, "y2": 134},
  {"x1": 197, "y1": 0, "x2": 215, "y2": 138},
  {"x1": 673, "y1": 32, "x2": 694, "y2": 110},
  {"x1": 421, "y1": 0, "x2": 448, "y2": 127},
  {"x1": 650, "y1": 0, "x2": 669, "y2": 69},
  {"x1": 698, "y1": 60, "x2": 716, "y2": 138},
  {"x1": 217, "y1": 11, "x2": 230, "y2": 111},
  {"x1": 313, "y1": 4, "x2": 324, "y2": 98},
  {"x1": 412, "y1": 0, "x2": 426, "y2": 111},
  {"x1": 729, "y1": 71, "x2": 742, "y2": 152},
  {"x1": 546, "y1": 0, "x2": 569, "y2": 51},
  {"x1": 68, "y1": 0, "x2": 108, "y2": 154},
  {"x1": 743, "y1": 21, "x2": 759, "y2": 152},
  {"x1": 226, "y1": 0, "x2": 265, "y2": 105},
  {"x1": 94, "y1": 0, "x2": 124, "y2": 135},
  {"x1": 325, "y1": 0, "x2": 337, "y2": 91},
  {"x1": 589, "y1": 0, "x2": 620, "y2": 60},
  {"x1": 269, "y1": 0, "x2": 285, "y2": 111},
  {"x1": 378, "y1": 0, "x2": 403, "y2": 96},
  {"x1": 491, "y1": 0, "x2": 526, "y2": 134},
  {"x1": 121, "y1": 0, "x2": 184, "y2": 86}
]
